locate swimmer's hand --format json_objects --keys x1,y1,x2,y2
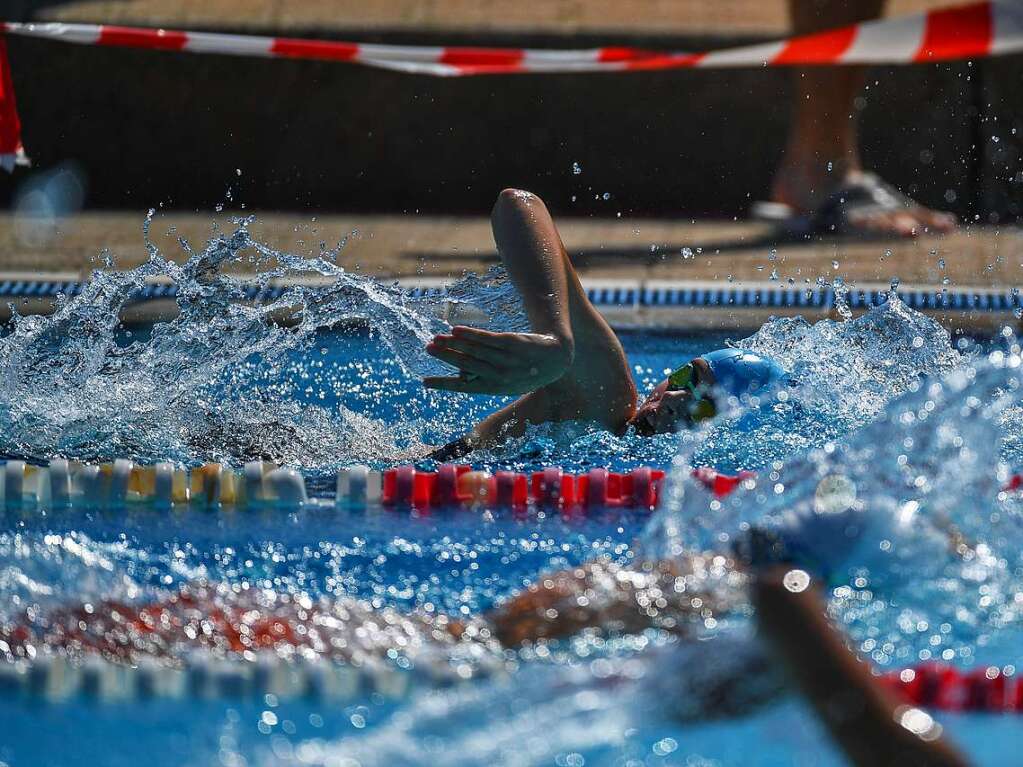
[{"x1": 423, "y1": 325, "x2": 572, "y2": 394}]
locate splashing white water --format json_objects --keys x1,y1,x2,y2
[
  {"x1": 648, "y1": 343, "x2": 1023, "y2": 664},
  {"x1": 0, "y1": 216, "x2": 507, "y2": 468}
]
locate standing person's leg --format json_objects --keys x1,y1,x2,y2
[
  {"x1": 770, "y1": 0, "x2": 956, "y2": 236},
  {"x1": 425, "y1": 190, "x2": 636, "y2": 457}
]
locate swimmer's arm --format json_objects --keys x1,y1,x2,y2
[
  {"x1": 753, "y1": 567, "x2": 969, "y2": 767},
  {"x1": 485, "y1": 560, "x2": 695, "y2": 647},
  {"x1": 426, "y1": 389, "x2": 563, "y2": 461},
  {"x1": 424, "y1": 191, "x2": 635, "y2": 450},
  {"x1": 424, "y1": 191, "x2": 575, "y2": 396}
]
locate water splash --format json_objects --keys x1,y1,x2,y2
[
  {"x1": 674, "y1": 291, "x2": 966, "y2": 472},
  {"x1": 0, "y1": 208, "x2": 972, "y2": 479},
  {"x1": 647, "y1": 346, "x2": 1023, "y2": 666},
  {"x1": 0, "y1": 216, "x2": 509, "y2": 469}
]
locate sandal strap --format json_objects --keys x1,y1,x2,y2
[{"x1": 811, "y1": 173, "x2": 916, "y2": 234}]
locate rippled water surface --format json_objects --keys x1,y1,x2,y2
[{"x1": 1, "y1": 222, "x2": 1022, "y2": 766}]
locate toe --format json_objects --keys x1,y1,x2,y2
[
  {"x1": 849, "y1": 210, "x2": 915, "y2": 237},
  {"x1": 920, "y1": 209, "x2": 957, "y2": 233}
]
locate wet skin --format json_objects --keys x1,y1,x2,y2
[{"x1": 423, "y1": 189, "x2": 723, "y2": 453}]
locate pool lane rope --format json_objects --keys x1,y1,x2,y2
[
  {"x1": 3, "y1": 278, "x2": 1023, "y2": 315},
  {"x1": 3, "y1": 457, "x2": 1020, "y2": 512},
  {"x1": 2, "y1": 0, "x2": 1022, "y2": 168},
  {"x1": 0, "y1": 458, "x2": 669, "y2": 512},
  {"x1": 0, "y1": 650, "x2": 473, "y2": 703},
  {"x1": 1, "y1": 645, "x2": 1021, "y2": 713}
]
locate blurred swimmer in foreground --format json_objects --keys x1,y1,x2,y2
[
  {"x1": 5, "y1": 560, "x2": 967, "y2": 767},
  {"x1": 425, "y1": 189, "x2": 785, "y2": 460}
]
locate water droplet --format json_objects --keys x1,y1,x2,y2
[
  {"x1": 571, "y1": 162, "x2": 582, "y2": 175},
  {"x1": 833, "y1": 277, "x2": 852, "y2": 320},
  {"x1": 783, "y1": 569, "x2": 811, "y2": 593}
]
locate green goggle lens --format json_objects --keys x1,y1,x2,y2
[
  {"x1": 667, "y1": 363, "x2": 695, "y2": 392},
  {"x1": 667, "y1": 362, "x2": 717, "y2": 422}
]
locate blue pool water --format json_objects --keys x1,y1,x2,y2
[{"x1": 1, "y1": 223, "x2": 1022, "y2": 766}]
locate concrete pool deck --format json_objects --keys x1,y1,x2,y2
[{"x1": 1, "y1": 210, "x2": 1020, "y2": 331}]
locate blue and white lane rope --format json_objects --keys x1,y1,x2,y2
[
  {"x1": 0, "y1": 279, "x2": 1020, "y2": 314},
  {"x1": 0, "y1": 652, "x2": 487, "y2": 703}
]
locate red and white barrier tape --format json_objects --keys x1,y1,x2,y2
[
  {"x1": 3, "y1": 1, "x2": 1021, "y2": 76},
  {"x1": 2, "y1": 1, "x2": 1022, "y2": 169},
  {"x1": 0, "y1": 34, "x2": 26, "y2": 172}
]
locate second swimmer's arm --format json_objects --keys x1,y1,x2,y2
[
  {"x1": 753, "y1": 567, "x2": 969, "y2": 767},
  {"x1": 484, "y1": 558, "x2": 731, "y2": 647}
]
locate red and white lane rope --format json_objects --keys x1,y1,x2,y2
[{"x1": 2, "y1": 1, "x2": 1022, "y2": 168}]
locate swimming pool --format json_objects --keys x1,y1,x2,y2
[{"x1": 1, "y1": 225, "x2": 1022, "y2": 766}]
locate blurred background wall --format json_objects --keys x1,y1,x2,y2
[{"x1": 3, "y1": 1, "x2": 1021, "y2": 220}]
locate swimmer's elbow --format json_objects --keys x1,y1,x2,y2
[{"x1": 493, "y1": 188, "x2": 539, "y2": 219}]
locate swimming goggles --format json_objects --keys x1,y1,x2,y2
[{"x1": 666, "y1": 362, "x2": 717, "y2": 423}]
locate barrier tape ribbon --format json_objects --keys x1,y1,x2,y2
[{"x1": 2, "y1": 1, "x2": 1022, "y2": 168}]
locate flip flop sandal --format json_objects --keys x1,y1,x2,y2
[{"x1": 809, "y1": 173, "x2": 924, "y2": 238}]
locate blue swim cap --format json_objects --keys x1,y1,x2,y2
[{"x1": 700, "y1": 348, "x2": 785, "y2": 400}]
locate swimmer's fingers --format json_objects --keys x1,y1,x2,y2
[
  {"x1": 422, "y1": 376, "x2": 497, "y2": 393},
  {"x1": 426, "y1": 344, "x2": 501, "y2": 376},
  {"x1": 449, "y1": 326, "x2": 511, "y2": 350},
  {"x1": 430, "y1": 335, "x2": 508, "y2": 365}
]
